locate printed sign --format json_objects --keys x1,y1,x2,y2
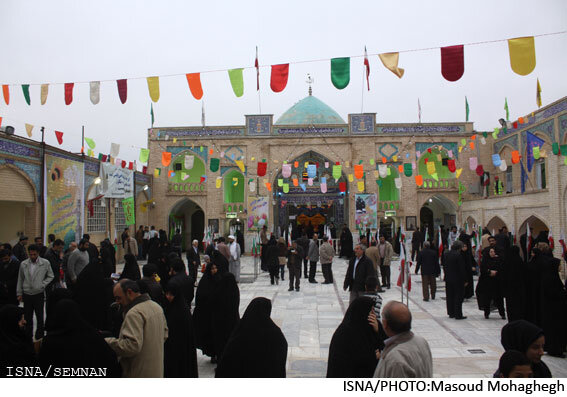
[
  {"x1": 99, "y1": 162, "x2": 134, "y2": 198},
  {"x1": 247, "y1": 196, "x2": 269, "y2": 231},
  {"x1": 122, "y1": 197, "x2": 135, "y2": 226},
  {"x1": 355, "y1": 193, "x2": 377, "y2": 230}
]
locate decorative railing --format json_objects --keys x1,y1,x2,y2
[
  {"x1": 223, "y1": 202, "x2": 245, "y2": 212},
  {"x1": 417, "y1": 178, "x2": 457, "y2": 190},
  {"x1": 378, "y1": 201, "x2": 400, "y2": 210},
  {"x1": 167, "y1": 182, "x2": 206, "y2": 195}
]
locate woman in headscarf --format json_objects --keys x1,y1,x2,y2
[
  {"x1": 327, "y1": 297, "x2": 386, "y2": 377},
  {"x1": 164, "y1": 278, "x2": 198, "y2": 377},
  {"x1": 500, "y1": 320, "x2": 551, "y2": 377},
  {"x1": 74, "y1": 260, "x2": 114, "y2": 331},
  {"x1": 216, "y1": 297, "x2": 287, "y2": 377},
  {"x1": 39, "y1": 299, "x2": 121, "y2": 377},
  {"x1": 339, "y1": 225, "x2": 354, "y2": 259},
  {"x1": 147, "y1": 236, "x2": 161, "y2": 265},
  {"x1": 266, "y1": 235, "x2": 280, "y2": 285},
  {"x1": 100, "y1": 239, "x2": 116, "y2": 278},
  {"x1": 525, "y1": 246, "x2": 545, "y2": 327},
  {"x1": 538, "y1": 243, "x2": 567, "y2": 357},
  {"x1": 193, "y1": 262, "x2": 218, "y2": 361},
  {"x1": 212, "y1": 249, "x2": 229, "y2": 274},
  {"x1": 476, "y1": 247, "x2": 505, "y2": 319},
  {"x1": 0, "y1": 305, "x2": 36, "y2": 376},
  {"x1": 458, "y1": 233, "x2": 476, "y2": 299},
  {"x1": 120, "y1": 253, "x2": 141, "y2": 281},
  {"x1": 211, "y1": 264, "x2": 240, "y2": 363},
  {"x1": 503, "y1": 245, "x2": 527, "y2": 322}
]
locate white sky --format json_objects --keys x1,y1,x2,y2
[{"x1": 0, "y1": 0, "x2": 566, "y2": 167}]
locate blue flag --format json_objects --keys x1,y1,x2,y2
[
  {"x1": 520, "y1": 160, "x2": 527, "y2": 194},
  {"x1": 526, "y1": 132, "x2": 545, "y2": 172}
]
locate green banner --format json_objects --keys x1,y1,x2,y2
[
  {"x1": 228, "y1": 68, "x2": 244, "y2": 97},
  {"x1": 122, "y1": 197, "x2": 136, "y2": 226},
  {"x1": 331, "y1": 57, "x2": 350, "y2": 89}
]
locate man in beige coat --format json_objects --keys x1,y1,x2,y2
[
  {"x1": 378, "y1": 236, "x2": 394, "y2": 289},
  {"x1": 318, "y1": 236, "x2": 335, "y2": 284},
  {"x1": 365, "y1": 241, "x2": 384, "y2": 292},
  {"x1": 106, "y1": 279, "x2": 168, "y2": 377}
]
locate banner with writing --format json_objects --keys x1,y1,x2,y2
[
  {"x1": 122, "y1": 197, "x2": 136, "y2": 226},
  {"x1": 44, "y1": 154, "x2": 84, "y2": 248},
  {"x1": 247, "y1": 196, "x2": 269, "y2": 231},
  {"x1": 99, "y1": 162, "x2": 134, "y2": 198}
]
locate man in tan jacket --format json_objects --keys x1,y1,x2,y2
[
  {"x1": 364, "y1": 240, "x2": 384, "y2": 292},
  {"x1": 106, "y1": 279, "x2": 168, "y2": 377},
  {"x1": 378, "y1": 236, "x2": 394, "y2": 289},
  {"x1": 318, "y1": 236, "x2": 335, "y2": 284}
]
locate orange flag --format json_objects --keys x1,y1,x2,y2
[
  {"x1": 186, "y1": 73, "x2": 203, "y2": 100},
  {"x1": 2, "y1": 85, "x2": 9, "y2": 105},
  {"x1": 415, "y1": 175, "x2": 424, "y2": 186},
  {"x1": 161, "y1": 152, "x2": 172, "y2": 167}
]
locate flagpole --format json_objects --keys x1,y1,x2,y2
[{"x1": 360, "y1": 62, "x2": 365, "y2": 113}]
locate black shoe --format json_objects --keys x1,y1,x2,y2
[
  {"x1": 500, "y1": 315, "x2": 506, "y2": 320},
  {"x1": 484, "y1": 313, "x2": 490, "y2": 319},
  {"x1": 309, "y1": 280, "x2": 318, "y2": 284},
  {"x1": 295, "y1": 287, "x2": 300, "y2": 291},
  {"x1": 455, "y1": 316, "x2": 467, "y2": 320},
  {"x1": 431, "y1": 296, "x2": 436, "y2": 300},
  {"x1": 423, "y1": 298, "x2": 429, "y2": 302},
  {"x1": 449, "y1": 315, "x2": 455, "y2": 318},
  {"x1": 288, "y1": 288, "x2": 294, "y2": 291},
  {"x1": 377, "y1": 289, "x2": 385, "y2": 293}
]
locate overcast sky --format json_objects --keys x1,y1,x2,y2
[{"x1": 1, "y1": 0, "x2": 566, "y2": 166}]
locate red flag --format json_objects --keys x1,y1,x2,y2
[
  {"x1": 559, "y1": 231, "x2": 566, "y2": 257},
  {"x1": 128, "y1": 161, "x2": 134, "y2": 170},
  {"x1": 440, "y1": 45, "x2": 465, "y2": 82},
  {"x1": 548, "y1": 226, "x2": 554, "y2": 251},
  {"x1": 2, "y1": 85, "x2": 9, "y2": 105},
  {"x1": 55, "y1": 130, "x2": 63, "y2": 145},
  {"x1": 270, "y1": 64, "x2": 289, "y2": 93},
  {"x1": 447, "y1": 159, "x2": 456, "y2": 173},
  {"x1": 255, "y1": 46, "x2": 260, "y2": 91},
  {"x1": 117, "y1": 79, "x2": 128, "y2": 104},
  {"x1": 64, "y1": 83, "x2": 74, "y2": 105},
  {"x1": 438, "y1": 226, "x2": 444, "y2": 264},
  {"x1": 364, "y1": 46, "x2": 370, "y2": 91},
  {"x1": 257, "y1": 162, "x2": 267, "y2": 176},
  {"x1": 121, "y1": 160, "x2": 126, "y2": 168},
  {"x1": 142, "y1": 166, "x2": 147, "y2": 174}
]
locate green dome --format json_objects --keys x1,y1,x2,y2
[{"x1": 275, "y1": 95, "x2": 346, "y2": 125}]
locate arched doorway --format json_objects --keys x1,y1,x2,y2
[
  {"x1": 519, "y1": 215, "x2": 548, "y2": 239},
  {"x1": 420, "y1": 207, "x2": 433, "y2": 240},
  {"x1": 169, "y1": 198, "x2": 204, "y2": 251},
  {"x1": 0, "y1": 165, "x2": 37, "y2": 245},
  {"x1": 420, "y1": 194, "x2": 457, "y2": 239},
  {"x1": 486, "y1": 216, "x2": 507, "y2": 235},
  {"x1": 465, "y1": 216, "x2": 477, "y2": 231}
]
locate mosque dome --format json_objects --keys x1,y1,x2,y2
[{"x1": 274, "y1": 95, "x2": 346, "y2": 125}]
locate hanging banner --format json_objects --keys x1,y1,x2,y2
[
  {"x1": 355, "y1": 193, "x2": 377, "y2": 229},
  {"x1": 22, "y1": 84, "x2": 31, "y2": 105},
  {"x1": 186, "y1": 73, "x2": 204, "y2": 100},
  {"x1": 44, "y1": 154, "x2": 84, "y2": 249},
  {"x1": 2, "y1": 84, "x2": 9, "y2": 105},
  {"x1": 469, "y1": 157, "x2": 478, "y2": 170},
  {"x1": 64, "y1": 82, "x2": 74, "y2": 105},
  {"x1": 117, "y1": 79, "x2": 128, "y2": 104},
  {"x1": 307, "y1": 164, "x2": 317, "y2": 178},
  {"x1": 332, "y1": 164, "x2": 342, "y2": 180},
  {"x1": 378, "y1": 52, "x2": 404, "y2": 78},
  {"x1": 247, "y1": 196, "x2": 269, "y2": 231},
  {"x1": 122, "y1": 197, "x2": 136, "y2": 226},
  {"x1": 210, "y1": 158, "x2": 220, "y2": 172},
  {"x1": 440, "y1": 45, "x2": 464, "y2": 82},
  {"x1": 282, "y1": 163, "x2": 291, "y2": 178},
  {"x1": 330, "y1": 57, "x2": 350, "y2": 89},
  {"x1": 270, "y1": 64, "x2": 289, "y2": 93},
  {"x1": 147, "y1": 76, "x2": 160, "y2": 102},
  {"x1": 90, "y1": 81, "x2": 100, "y2": 105},
  {"x1": 99, "y1": 162, "x2": 134, "y2": 198},
  {"x1": 184, "y1": 155, "x2": 194, "y2": 169},
  {"x1": 354, "y1": 164, "x2": 364, "y2": 179},
  {"x1": 228, "y1": 68, "x2": 244, "y2": 97},
  {"x1": 41, "y1": 84, "x2": 49, "y2": 105},
  {"x1": 508, "y1": 36, "x2": 536, "y2": 76}
]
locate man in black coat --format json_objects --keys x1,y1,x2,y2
[
  {"x1": 443, "y1": 240, "x2": 468, "y2": 319},
  {"x1": 343, "y1": 244, "x2": 376, "y2": 305},
  {"x1": 296, "y1": 234, "x2": 310, "y2": 279},
  {"x1": 186, "y1": 239, "x2": 200, "y2": 284},
  {"x1": 495, "y1": 226, "x2": 511, "y2": 258},
  {"x1": 415, "y1": 241, "x2": 439, "y2": 301},
  {"x1": 12, "y1": 236, "x2": 28, "y2": 263},
  {"x1": 287, "y1": 241, "x2": 304, "y2": 292},
  {"x1": 0, "y1": 249, "x2": 20, "y2": 305},
  {"x1": 169, "y1": 259, "x2": 194, "y2": 307},
  {"x1": 44, "y1": 239, "x2": 64, "y2": 298},
  {"x1": 411, "y1": 228, "x2": 424, "y2": 261}
]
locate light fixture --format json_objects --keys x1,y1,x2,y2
[
  {"x1": 93, "y1": 177, "x2": 101, "y2": 185},
  {"x1": 143, "y1": 185, "x2": 149, "y2": 191},
  {"x1": 429, "y1": 198, "x2": 433, "y2": 203}
]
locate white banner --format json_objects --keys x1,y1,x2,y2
[{"x1": 99, "y1": 162, "x2": 134, "y2": 198}]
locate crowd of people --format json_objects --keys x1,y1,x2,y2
[{"x1": 0, "y1": 220, "x2": 565, "y2": 378}]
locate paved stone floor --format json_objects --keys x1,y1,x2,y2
[{"x1": 189, "y1": 255, "x2": 567, "y2": 378}]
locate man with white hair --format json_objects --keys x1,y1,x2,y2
[
  {"x1": 186, "y1": 239, "x2": 200, "y2": 283},
  {"x1": 228, "y1": 235, "x2": 241, "y2": 283}
]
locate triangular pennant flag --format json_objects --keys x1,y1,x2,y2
[
  {"x1": 85, "y1": 137, "x2": 96, "y2": 149},
  {"x1": 22, "y1": 84, "x2": 30, "y2": 105},
  {"x1": 270, "y1": 64, "x2": 289, "y2": 93},
  {"x1": 299, "y1": 183, "x2": 306, "y2": 192},
  {"x1": 139, "y1": 148, "x2": 149, "y2": 163},
  {"x1": 88, "y1": 149, "x2": 94, "y2": 157},
  {"x1": 2, "y1": 85, "x2": 9, "y2": 105},
  {"x1": 364, "y1": 46, "x2": 370, "y2": 90},
  {"x1": 147, "y1": 76, "x2": 160, "y2": 102},
  {"x1": 228, "y1": 68, "x2": 244, "y2": 97},
  {"x1": 25, "y1": 123, "x2": 33, "y2": 138},
  {"x1": 40, "y1": 84, "x2": 49, "y2": 105},
  {"x1": 185, "y1": 155, "x2": 194, "y2": 169},
  {"x1": 440, "y1": 45, "x2": 464, "y2": 82},
  {"x1": 186, "y1": 73, "x2": 204, "y2": 100},
  {"x1": 235, "y1": 160, "x2": 245, "y2": 172},
  {"x1": 257, "y1": 162, "x2": 267, "y2": 176},
  {"x1": 378, "y1": 53, "x2": 404, "y2": 78},
  {"x1": 456, "y1": 168, "x2": 463, "y2": 178},
  {"x1": 89, "y1": 81, "x2": 100, "y2": 105},
  {"x1": 536, "y1": 78, "x2": 542, "y2": 108},
  {"x1": 508, "y1": 36, "x2": 536, "y2": 76},
  {"x1": 210, "y1": 158, "x2": 220, "y2": 172},
  {"x1": 64, "y1": 83, "x2": 74, "y2": 105},
  {"x1": 161, "y1": 152, "x2": 172, "y2": 167},
  {"x1": 431, "y1": 173, "x2": 439, "y2": 181},
  {"x1": 330, "y1": 57, "x2": 350, "y2": 89},
  {"x1": 168, "y1": 170, "x2": 175, "y2": 178},
  {"x1": 55, "y1": 130, "x2": 63, "y2": 145},
  {"x1": 117, "y1": 79, "x2": 128, "y2": 104}
]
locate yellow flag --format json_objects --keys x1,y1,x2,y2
[
  {"x1": 216, "y1": 177, "x2": 222, "y2": 188},
  {"x1": 458, "y1": 146, "x2": 463, "y2": 153},
  {"x1": 508, "y1": 37, "x2": 536, "y2": 76},
  {"x1": 378, "y1": 52, "x2": 405, "y2": 78},
  {"x1": 40, "y1": 84, "x2": 49, "y2": 105},
  {"x1": 232, "y1": 177, "x2": 238, "y2": 186},
  {"x1": 456, "y1": 168, "x2": 463, "y2": 178},
  {"x1": 173, "y1": 137, "x2": 177, "y2": 143},
  {"x1": 426, "y1": 161, "x2": 436, "y2": 175},
  {"x1": 147, "y1": 76, "x2": 160, "y2": 102},
  {"x1": 235, "y1": 160, "x2": 245, "y2": 172},
  {"x1": 357, "y1": 181, "x2": 365, "y2": 192},
  {"x1": 392, "y1": 155, "x2": 398, "y2": 162},
  {"x1": 154, "y1": 169, "x2": 160, "y2": 177},
  {"x1": 348, "y1": 174, "x2": 353, "y2": 182},
  {"x1": 25, "y1": 123, "x2": 33, "y2": 137},
  {"x1": 536, "y1": 78, "x2": 542, "y2": 108}
]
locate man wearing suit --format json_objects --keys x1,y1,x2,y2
[
  {"x1": 343, "y1": 244, "x2": 376, "y2": 305},
  {"x1": 186, "y1": 239, "x2": 200, "y2": 284},
  {"x1": 443, "y1": 240, "x2": 468, "y2": 320}
]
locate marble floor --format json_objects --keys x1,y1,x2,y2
[{"x1": 188, "y1": 255, "x2": 567, "y2": 378}]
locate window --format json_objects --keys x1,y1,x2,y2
[
  {"x1": 535, "y1": 160, "x2": 546, "y2": 189},
  {"x1": 87, "y1": 199, "x2": 107, "y2": 233},
  {"x1": 114, "y1": 200, "x2": 127, "y2": 233},
  {"x1": 505, "y1": 166, "x2": 513, "y2": 193}
]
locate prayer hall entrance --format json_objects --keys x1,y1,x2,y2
[{"x1": 168, "y1": 198, "x2": 204, "y2": 251}]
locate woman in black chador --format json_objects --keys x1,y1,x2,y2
[
  {"x1": 0, "y1": 305, "x2": 36, "y2": 376},
  {"x1": 502, "y1": 246, "x2": 527, "y2": 322},
  {"x1": 74, "y1": 260, "x2": 114, "y2": 331},
  {"x1": 327, "y1": 297, "x2": 386, "y2": 378},
  {"x1": 164, "y1": 278, "x2": 199, "y2": 377},
  {"x1": 38, "y1": 299, "x2": 121, "y2": 377},
  {"x1": 120, "y1": 253, "x2": 141, "y2": 281},
  {"x1": 193, "y1": 261, "x2": 218, "y2": 360},
  {"x1": 339, "y1": 225, "x2": 354, "y2": 259},
  {"x1": 216, "y1": 297, "x2": 287, "y2": 378},
  {"x1": 458, "y1": 233, "x2": 476, "y2": 299},
  {"x1": 476, "y1": 247, "x2": 505, "y2": 319}
]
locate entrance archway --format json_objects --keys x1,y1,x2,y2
[
  {"x1": 420, "y1": 194, "x2": 457, "y2": 239},
  {"x1": 486, "y1": 216, "x2": 507, "y2": 235},
  {"x1": 0, "y1": 165, "x2": 37, "y2": 244},
  {"x1": 519, "y1": 215, "x2": 548, "y2": 239},
  {"x1": 169, "y1": 198, "x2": 204, "y2": 251}
]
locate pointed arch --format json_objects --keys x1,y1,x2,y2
[
  {"x1": 519, "y1": 214, "x2": 549, "y2": 236},
  {"x1": 378, "y1": 166, "x2": 399, "y2": 201},
  {"x1": 224, "y1": 169, "x2": 245, "y2": 203},
  {"x1": 486, "y1": 216, "x2": 507, "y2": 233},
  {"x1": 170, "y1": 150, "x2": 206, "y2": 184},
  {"x1": 417, "y1": 148, "x2": 454, "y2": 180}
]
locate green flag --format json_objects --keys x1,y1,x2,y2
[
  {"x1": 150, "y1": 103, "x2": 155, "y2": 127},
  {"x1": 228, "y1": 68, "x2": 244, "y2": 97},
  {"x1": 139, "y1": 148, "x2": 150, "y2": 163},
  {"x1": 122, "y1": 197, "x2": 135, "y2": 226},
  {"x1": 22, "y1": 84, "x2": 31, "y2": 105},
  {"x1": 465, "y1": 96, "x2": 469, "y2": 122},
  {"x1": 330, "y1": 57, "x2": 350, "y2": 89},
  {"x1": 504, "y1": 97, "x2": 509, "y2": 121},
  {"x1": 84, "y1": 137, "x2": 96, "y2": 149}
]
